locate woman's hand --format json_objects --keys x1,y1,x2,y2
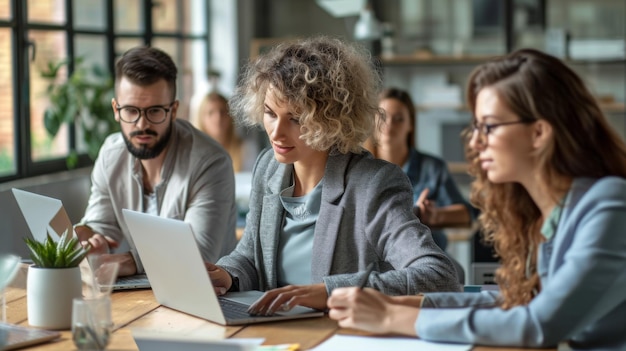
[
  {"x1": 327, "y1": 287, "x2": 419, "y2": 336},
  {"x1": 247, "y1": 283, "x2": 328, "y2": 315},
  {"x1": 414, "y1": 188, "x2": 439, "y2": 226},
  {"x1": 205, "y1": 262, "x2": 232, "y2": 295},
  {"x1": 413, "y1": 189, "x2": 473, "y2": 229}
]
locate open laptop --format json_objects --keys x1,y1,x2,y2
[
  {"x1": 11, "y1": 189, "x2": 150, "y2": 290},
  {"x1": 121, "y1": 209, "x2": 324, "y2": 325},
  {"x1": 0, "y1": 323, "x2": 61, "y2": 350}
]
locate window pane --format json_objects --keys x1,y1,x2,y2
[
  {"x1": 75, "y1": 35, "x2": 107, "y2": 70},
  {"x1": 115, "y1": 37, "x2": 143, "y2": 58},
  {"x1": 0, "y1": 0, "x2": 10, "y2": 19},
  {"x1": 184, "y1": 0, "x2": 207, "y2": 35},
  {"x1": 183, "y1": 39, "x2": 208, "y2": 121},
  {"x1": 0, "y1": 28, "x2": 15, "y2": 175},
  {"x1": 152, "y1": 38, "x2": 208, "y2": 122},
  {"x1": 548, "y1": 0, "x2": 625, "y2": 39},
  {"x1": 28, "y1": 0, "x2": 65, "y2": 24},
  {"x1": 152, "y1": 0, "x2": 177, "y2": 32},
  {"x1": 73, "y1": 0, "x2": 105, "y2": 30},
  {"x1": 152, "y1": 38, "x2": 187, "y2": 116},
  {"x1": 114, "y1": 0, "x2": 143, "y2": 33},
  {"x1": 29, "y1": 30, "x2": 69, "y2": 161},
  {"x1": 75, "y1": 35, "x2": 112, "y2": 156}
]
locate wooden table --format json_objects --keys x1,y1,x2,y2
[{"x1": 3, "y1": 267, "x2": 553, "y2": 351}]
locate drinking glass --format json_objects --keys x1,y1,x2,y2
[
  {"x1": 72, "y1": 296, "x2": 113, "y2": 350},
  {"x1": 85, "y1": 256, "x2": 120, "y2": 298}
]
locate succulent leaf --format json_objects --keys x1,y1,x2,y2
[{"x1": 23, "y1": 228, "x2": 90, "y2": 268}]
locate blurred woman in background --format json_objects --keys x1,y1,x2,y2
[
  {"x1": 193, "y1": 91, "x2": 257, "y2": 172},
  {"x1": 366, "y1": 87, "x2": 475, "y2": 250}
]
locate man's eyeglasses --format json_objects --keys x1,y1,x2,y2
[
  {"x1": 472, "y1": 120, "x2": 533, "y2": 137},
  {"x1": 115, "y1": 102, "x2": 175, "y2": 124}
]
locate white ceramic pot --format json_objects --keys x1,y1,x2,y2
[{"x1": 27, "y1": 265, "x2": 82, "y2": 329}]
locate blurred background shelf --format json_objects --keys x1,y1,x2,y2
[
  {"x1": 416, "y1": 102, "x2": 625, "y2": 113},
  {"x1": 380, "y1": 53, "x2": 496, "y2": 66}
]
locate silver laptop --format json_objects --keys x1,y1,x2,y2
[
  {"x1": 111, "y1": 273, "x2": 150, "y2": 290},
  {"x1": 11, "y1": 189, "x2": 150, "y2": 290},
  {"x1": 0, "y1": 323, "x2": 61, "y2": 350},
  {"x1": 11, "y1": 188, "x2": 72, "y2": 242},
  {"x1": 121, "y1": 209, "x2": 324, "y2": 325}
]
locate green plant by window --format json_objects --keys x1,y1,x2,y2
[
  {"x1": 41, "y1": 57, "x2": 118, "y2": 168},
  {"x1": 24, "y1": 230, "x2": 91, "y2": 268},
  {"x1": 0, "y1": 148, "x2": 13, "y2": 175}
]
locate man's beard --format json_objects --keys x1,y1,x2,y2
[{"x1": 122, "y1": 121, "x2": 173, "y2": 160}]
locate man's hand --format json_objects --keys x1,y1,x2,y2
[
  {"x1": 75, "y1": 225, "x2": 131, "y2": 275},
  {"x1": 206, "y1": 262, "x2": 232, "y2": 295},
  {"x1": 74, "y1": 224, "x2": 94, "y2": 243},
  {"x1": 247, "y1": 283, "x2": 328, "y2": 315},
  {"x1": 74, "y1": 225, "x2": 119, "y2": 256},
  {"x1": 96, "y1": 252, "x2": 137, "y2": 277}
]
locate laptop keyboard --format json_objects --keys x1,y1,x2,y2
[
  {"x1": 116, "y1": 274, "x2": 149, "y2": 285},
  {"x1": 218, "y1": 297, "x2": 274, "y2": 320}
]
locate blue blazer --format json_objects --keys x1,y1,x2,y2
[
  {"x1": 217, "y1": 148, "x2": 461, "y2": 295},
  {"x1": 416, "y1": 177, "x2": 626, "y2": 350}
]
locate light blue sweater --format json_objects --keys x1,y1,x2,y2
[{"x1": 417, "y1": 177, "x2": 626, "y2": 350}]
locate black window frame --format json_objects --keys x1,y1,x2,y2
[{"x1": 0, "y1": 0, "x2": 211, "y2": 183}]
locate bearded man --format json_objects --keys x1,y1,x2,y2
[{"x1": 75, "y1": 46, "x2": 237, "y2": 276}]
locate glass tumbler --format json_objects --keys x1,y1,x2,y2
[{"x1": 72, "y1": 296, "x2": 113, "y2": 350}]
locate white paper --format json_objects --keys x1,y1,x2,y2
[{"x1": 310, "y1": 334, "x2": 471, "y2": 351}]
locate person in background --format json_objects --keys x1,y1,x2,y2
[
  {"x1": 192, "y1": 91, "x2": 257, "y2": 173},
  {"x1": 206, "y1": 36, "x2": 461, "y2": 315},
  {"x1": 328, "y1": 48, "x2": 626, "y2": 350},
  {"x1": 75, "y1": 46, "x2": 237, "y2": 276},
  {"x1": 365, "y1": 88, "x2": 476, "y2": 250}
]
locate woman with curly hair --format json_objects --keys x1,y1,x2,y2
[
  {"x1": 328, "y1": 48, "x2": 626, "y2": 349},
  {"x1": 206, "y1": 36, "x2": 461, "y2": 314}
]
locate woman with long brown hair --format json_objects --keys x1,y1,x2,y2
[{"x1": 328, "y1": 48, "x2": 626, "y2": 349}]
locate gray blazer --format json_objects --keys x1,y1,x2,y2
[
  {"x1": 217, "y1": 148, "x2": 461, "y2": 295},
  {"x1": 417, "y1": 177, "x2": 626, "y2": 350}
]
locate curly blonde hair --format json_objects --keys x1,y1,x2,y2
[
  {"x1": 230, "y1": 36, "x2": 382, "y2": 154},
  {"x1": 464, "y1": 49, "x2": 626, "y2": 309}
]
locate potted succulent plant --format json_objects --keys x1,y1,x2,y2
[{"x1": 24, "y1": 230, "x2": 90, "y2": 329}]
